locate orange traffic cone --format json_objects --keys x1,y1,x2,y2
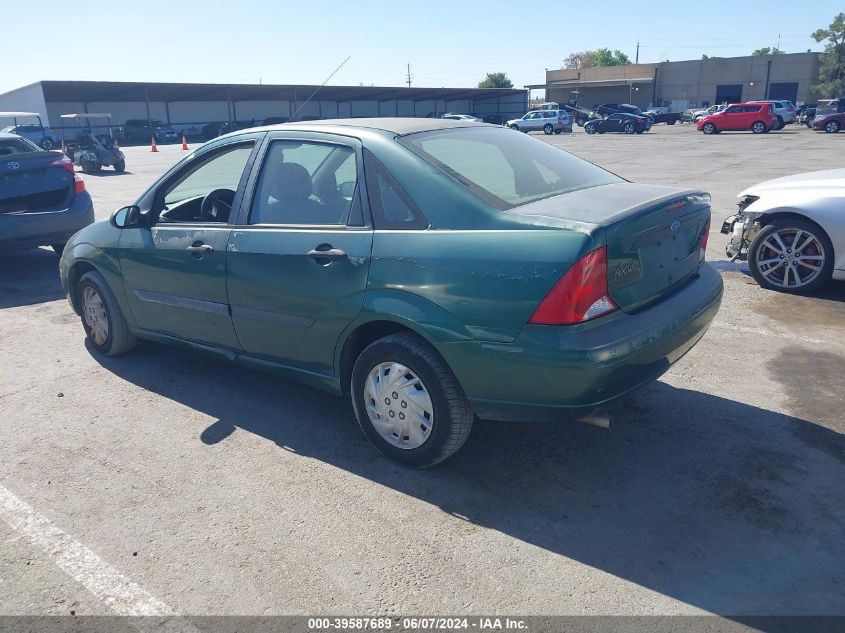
[
  {"x1": 151, "y1": 136, "x2": 158, "y2": 152},
  {"x1": 181, "y1": 135, "x2": 188, "y2": 151}
]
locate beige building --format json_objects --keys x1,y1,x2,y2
[{"x1": 529, "y1": 52, "x2": 824, "y2": 111}]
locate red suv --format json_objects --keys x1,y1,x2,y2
[{"x1": 697, "y1": 103, "x2": 777, "y2": 135}]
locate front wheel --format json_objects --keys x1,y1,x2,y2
[
  {"x1": 113, "y1": 159, "x2": 126, "y2": 172},
  {"x1": 585, "y1": 123, "x2": 597, "y2": 134},
  {"x1": 77, "y1": 270, "x2": 137, "y2": 355},
  {"x1": 748, "y1": 219, "x2": 833, "y2": 293},
  {"x1": 351, "y1": 333, "x2": 474, "y2": 467},
  {"x1": 702, "y1": 122, "x2": 717, "y2": 134},
  {"x1": 81, "y1": 159, "x2": 100, "y2": 173},
  {"x1": 40, "y1": 137, "x2": 54, "y2": 150},
  {"x1": 825, "y1": 120, "x2": 840, "y2": 133}
]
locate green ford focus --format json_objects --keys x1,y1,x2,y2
[{"x1": 59, "y1": 118, "x2": 722, "y2": 466}]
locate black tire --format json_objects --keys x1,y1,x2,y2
[
  {"x1": 40, "y1": 137, "x2": 54, "y2": 150},
  {"x1": 81, "y1": 159, "x2": 100, "y2": 174},
  {"x1": 748, "y1": 218, "x2": 834, "y2": 294},
  {"x1": 509, "y1": 124, "x2": 519, "y2": 130},
  {"x1": 667, "y1": 120, "x2": 677, "y2": 125},
  {"x1": 775, "y1": 116, "x2": 784, "y2": 130},
  {"x1": 350, "y1": 333, "x2": 474, "y2": 468},
  {"x1": 702, "y1": 122, "x2": 717, "y2": 135},
  {"x1": 51, "y1": 243, "x2": 66, "y2": 256},
  {"x1": 585, "y1": 123, "x2": 597, "y2": 134},
  {"x1": 623, "y1": 123, "x2": 636, "y2": 134},
  {"x1": 553, "y1": 129, "x2": 562, "y2": 134},
  {"x1": 113, "y1": 159, "x2": 126, "y2": 172},
  {"x1": 751, "y1": 121, "x2": 767, "y2": 134},
  {"x1": 825, "y1": 120, "x2": 840, "y2": 133},
  {"x1": 543, "y1": 123, "x2": 554, "y2": 135},
  {"x1": 576, "y1": 118, "x2": 585, "y2": 127},
  {"x1": 76, "y1": 270, "x2": 137, "y2": 355}
]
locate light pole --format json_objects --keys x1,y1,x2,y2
[{"x1": 629, "y1": 84, "x2": 639, "y2": 104}]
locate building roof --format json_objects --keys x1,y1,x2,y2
[
  {"x1": 269, "y1": 117, "x2": 486, "y2": 135},
  {"x1": 34, "y1": 80, "x2": 525, "y2": 103},
  {"x1": 526, "y1": 77, "x2": 654, "y2": 90}
]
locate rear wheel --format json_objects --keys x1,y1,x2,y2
[
  {"x1": 350, "y1": 333, "x2": 473, "y2": 467},
  {"x1": 751, "y1": 121, "x2": 767, "y2": 134},
  {"x1": 623, "y1": 123, "x2": 636, "y2": 134},
  {"x1": 667, "y1": 120, "x2": 677, "y2": 125},
  {"x1": 113, "y1": 159, "x2": 126, "y2": 172},
  {"x1": 81, "y1": 159, "x2": 100, "y2": 173},
  {"x1": 702, "y1": 122, "x2": 717, "y2": 134},
  {"x1": 40, "y1": 137, "x2": 54, "y2": 150},
  {"x1": 825, "y1": 120, "x2": 840, "y2": 133},
  {"x1": 576, "y1": 118, "x2": 585, "y2": 127},
  {"x1": 543, "y1": 123, "x2": 554, "y2": 135},
  {"x1": 775, "y1": 116, "x2": 784, "y2": 130},
  {"x1": 77, "y1": 271, "x2": 137, "y2": 355},
  {"x1": 748, "y1": 218, "x2": 833, "y2": 293}
]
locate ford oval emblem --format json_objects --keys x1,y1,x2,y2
[
  {"x1": 670, "y1": 220, "x2": 681, "y2": 232},
  {"x1": 6, "y1": 161, "x2": 21, "y2": 170}
]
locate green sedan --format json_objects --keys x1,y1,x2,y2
[{"x1": 59, "y1": 119, "x2": 723, "y2": 467}]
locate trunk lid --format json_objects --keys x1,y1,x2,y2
[
  {"x1": 0, "y1": 149, "x2": 74, "y2": 214},
  {"x1": 508, "y1": 182, "x2": 711, "y2": 313}
]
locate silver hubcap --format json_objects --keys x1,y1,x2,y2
[
  {"x1": 754, "y1": 123, "x2": 764, "y2": 132},
  {"x1": 827, "y1": 122, "x2": 837, "y2": 132},
  {"x1": 364, "y1": 362, "x2": 433, "y2": 450},
  {"x1": 757, "y1": 229, "x2": 825, "y2": 289},
  {"x1": 82, "y1": 286, "x2": 109, "y2": 345}
]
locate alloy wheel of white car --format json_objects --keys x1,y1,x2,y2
[{"x1": 749, "y1": 219, "x2": 833, "y2": 293}]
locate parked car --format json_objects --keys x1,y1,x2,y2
[
  {"x1": 697, "y1": 103, "x2": 777, "y2": 134},
  {"x1": 748, "y1": 100, "x2": 796, "y2": 129},
  {"x1": 538, "y1": 102, "x2": 561, "y2": 110},
  {"x1": 58, "y1": 118, "x2": 722, "y2": 466},
  {"x1": 721, "y1": 168, "x2": 845, "y2": 293},
  {"x1": 202, "y1": 120, "x2": 257, "y2": 139},
  {"x1": 642, "y1": 110, "x2": 681, "y2": 125},
  {"x1": 261, "y1": 117, "x2": 289, "y2": 126},
  {"x1": 811, "y1": 98, "x2": 845, "y2": 132},
  {"x1": 441, "y1": 113, "x2": 482, "y2": 122},
  {"x1": 686, "y1": 104, "x2": 729, "y2": 123},
  {"x1": 123, "y1": 119, "x2": 178, "y2": 144},
  {"x1": 584, "y1": 113, "x2": 650, "y2": 135},
  {"x1": 507, "y1": 110, "x2": 571, "y2": 134},
  {"x1": 812, "y1": 110, "x2": 845, "y2": 133},
  {"x1": 0, "y1": 132, "x2": 93, "y2": 254}
]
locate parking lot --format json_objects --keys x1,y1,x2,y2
[{"x1": 1, "y1": 124, "x2": 843, "y2": 619}]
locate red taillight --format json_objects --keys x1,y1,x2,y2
[
  {"x1": 529, "y1": 246, "x2": 618, "y2": 325},
  {"x1": 699, "y1": 218, "x2": 711, "y2": 262},
  {"x1": 74, "y1": 174, "x2": 85, "y2": 194},
  {"x1": 50, "y1": 157, "x2": 74, "y2": 174}
]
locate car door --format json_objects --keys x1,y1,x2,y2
[
  {"x1": 719, "y1": 105, "x2": 743, "y2": 130},
  {"x1": 525, "y1": 112, "x2": 541, "y2": 131},
  {"x1": 225, "y1": 132, "x2": 373, "y2": 375},
  {"x1": 606, "y1": 114, "x2": 623, "y2": 132},
  {"x1": 118, "y1": 134, "x2": 263, "y2": 349}
]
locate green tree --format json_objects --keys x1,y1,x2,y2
[
  {"x1": 752, "y1": 47, "x2": 783, "y2": 56},
  {"x1": 701, "y1": 54, "x2": 710, "y2": 60},
  {"x1": 590, "y1": 48, "x2": 632, "y2": 66},
  {"x1": 812, "y1": 12, "x2": 845, "y2": 97},
  {"x1": 478, "y1": 73, "x2": 513, "y2": 89}
]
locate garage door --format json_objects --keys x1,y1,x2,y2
[
  {"x1": 715, "y1": 84, "x2": 743, "y2": 104},
  {"x1": 768, "y1": 82, "x2": 799, "y2": 103}
]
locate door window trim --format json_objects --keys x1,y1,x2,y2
[{"x1": 234, "y1": 132, "x2": 372, "y2": 230}]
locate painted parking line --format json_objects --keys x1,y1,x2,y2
[{"x1": 0, "y1": 484, "x2": 174, "y2": 617}]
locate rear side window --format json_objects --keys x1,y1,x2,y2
[
  {"x1": 364, "y1": 150, "x2": 427, "y2": 229},
  {"x1": 400, "y1": 127, "x2": 622, "y2": 210}
]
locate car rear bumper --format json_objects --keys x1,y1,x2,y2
[
  {"x1": 0, "y1": 192, "x2": 94, "y2": 251},
  {"x1": 444, "y1": 263, "x2": 723, "y2": 422}
]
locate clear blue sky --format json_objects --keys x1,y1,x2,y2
[{"x1": 2, "y1": 0, "x2": 841, "y2": 95}]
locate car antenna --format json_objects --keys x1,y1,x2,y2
[{"x1": 290, "y1": 56, "x2": 351, "y2": 122}]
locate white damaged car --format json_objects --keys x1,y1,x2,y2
[{"x1": 721, "y1": 169, "x2": 845, "y2": 293}]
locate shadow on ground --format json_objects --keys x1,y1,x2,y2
[
  {"x1": 0, "y1": 248, "x2": 64, "y2": 308},
  {"x1": 90, "y1": 340, "x2": 845, "y2": 618}
]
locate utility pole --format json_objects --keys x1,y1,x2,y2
[
  {"x1": 636, "y1": 41, "x2": 640, "y2": 64},
  {"x1": 776, "y1": 33, "x2": 781, "y2": 52},
  {"x1": 406, "y1": 64, "x2": 412, "y2": 88}
]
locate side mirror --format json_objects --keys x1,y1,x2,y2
[{"x1": 110, "y1": 205, "x2": 143, "y2": 229}]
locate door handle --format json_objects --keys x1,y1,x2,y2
[
  {"x1": 307, "y1": 247, "x2": 347, "y2": 262},
  {"x1": 186, "y1": 244, "x2": 214, "y2": 254}
]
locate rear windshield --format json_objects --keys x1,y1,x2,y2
[
  {"x1": 0, "y1": 136, "x2": 39, "y2": 155},
  {"x1": 399, "y1": 127, "x2": 622, "y2": 210}
]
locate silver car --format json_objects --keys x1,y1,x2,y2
[
  {"x1": 749, "y1": 100, "x2": 796, "y2": 129},
  {"x1": 506, "y1": 110, "x2": 571, "y2": 134}
]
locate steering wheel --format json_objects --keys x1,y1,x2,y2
[{"x1": 200, "y1": 188, "x2": 236, "y2": 222}]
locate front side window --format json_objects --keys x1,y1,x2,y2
[
  {"x1": 250, "y1": 140, "x2": 357, "y2": 225},
  {"x1": 158, "y1": 143, "x2": 254, "y2": 223},
  {"x1": 400, "y1": 127, "x2": 622, "y2": 210}
]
